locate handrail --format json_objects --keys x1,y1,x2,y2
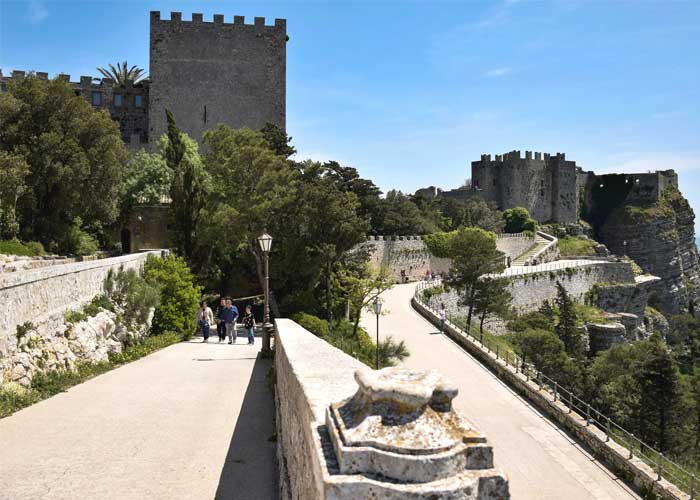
[
  {"x1": 414, "y1": 280, "x2": 695, "y2": 499},
  {"x1": 529, "y1": 230, "x2": 557, "y2": 265}
]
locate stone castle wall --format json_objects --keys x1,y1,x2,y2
[
  {"x1": 149, "y1": 12, "x2": 286, "y2": 144},
  {"x1": 0, "y1": 252, "x2": 161, "y2": 385},
  {"x1": 471, "y1": 151, "x2": 579, "y2": 223},
  {"x1": 0, "y1": 71, "x2": 149, "y2": 149},
  {"x1": 364, "y1": 233, "x2": 535, "y2": 282}
]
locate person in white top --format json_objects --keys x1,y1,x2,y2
[
  {"x1": 197, "y1": 300, "x2": 214, "y2": 342},
  {"x1": 438, "y1": 304, "x2": 447, "y2": 334}
]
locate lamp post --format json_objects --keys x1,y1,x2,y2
[
  {"x1": 623, "y1": 240, "x2": 627, "y2": 257},
  {"x1": 258, "y1": 232, "x2": 273, "y2": 356},
  {"x1": 372, "y1": 297, "x2": 383, "y2": 369}
]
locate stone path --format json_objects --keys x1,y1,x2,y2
[
  {"x1": 361, "y1": 283, "x2": 641, "y2": 500},
  {"x1": 499, "y1": 258, "x2": 608, "y2": 276},
  {"x1": 0, "y1": 338, "x2": 276, "y2": 500},
  {"x1": 511, "y1": 232, "x2": 550, "y2": 265}
]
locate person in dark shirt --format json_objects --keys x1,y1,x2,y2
[
  {"x1": 216, "y1": 297, "x2": 226, "y2": 342},
  {"x1": 242, "y1": 305, "x2": 256, "y2": 345}
]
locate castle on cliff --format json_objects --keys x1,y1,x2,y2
[
  {"x1": 417, "y1": 150, "x2": 679, "y2": 224},
  {"x1": 0, "y1": 11, "x2": 287, "y2": 149}
]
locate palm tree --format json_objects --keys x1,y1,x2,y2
[{"x1": 96, "y1": 61, "x2": 146, "y2": 85}]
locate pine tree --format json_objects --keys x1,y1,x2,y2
[{"x1": 555, "y1": 282, "x2": 584, "y2": 358}]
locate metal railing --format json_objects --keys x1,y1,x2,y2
[{"x1": 414, "y1": 280, "x2": 695, "y2": 499}]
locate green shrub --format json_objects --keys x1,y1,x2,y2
[
  {"x1": 0, "y1": 239, "x2": 43, "y2": 256},
  {"x1": 64, "y1": 294, "x2": 116, "y2": 324},
  {"x1": 423, "y1": 231, "x2": 457, "y2": 258},
  {"x1": 105, "y1": 268, "x2": 159, "y2": 330},
  {"x1": 503, "y1": 207, "x2": 538, "y2": 233},
  {"x1": 59, "y1": 218, "x2": 99, "y2": 256},
  {"x1": 144, "y1": 254, "x2": 201, "y2": 339},
  {"x1": 291, "y1": 313, "x2": 408, "y2": 368}
]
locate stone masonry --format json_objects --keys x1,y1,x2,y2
[
  {"x1": 1, "y1": 11, "x2": 287, "y2": 150},
  {"x1": 149, "y1": 12, "x2": 287, "y2": 144},
  {"x1": 275, "y1": 318, "x2": 510, "y2": 499}
]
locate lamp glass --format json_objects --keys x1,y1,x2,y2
[
  {"x1": 258, "y1": 232, "x2": 273, "y2": 253},
  {"x1": 372, "y1": 298, "x2": 383, "y2": 315}
]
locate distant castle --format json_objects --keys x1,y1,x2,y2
[
  {"x1": 416, "y1": 150, "x2": 678, "y2": 224},
  {"x1": 0, "y1": 11, "x2": 287, "y2": 149}
]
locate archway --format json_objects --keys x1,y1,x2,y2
[{"x1": 121, "y1": 228, "x2": 132, "y2": 254}]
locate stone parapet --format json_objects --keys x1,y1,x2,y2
[{"x1": 274, "y1": 318, "x2": 510, "y2": 499}]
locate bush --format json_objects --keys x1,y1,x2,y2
[
  {"x1": 104, "y1": 268, "x2": 159, "y2": 330},
  {"x1": 59, "y1": 218, "x2": 99, "y2": 256},
  {"x1": 503, "y1": 207, "x2": 537, "y2": 233},
  {"x1": 0, "y1": 239, "x2": 44, "y2": 256},
  {"x1": 144, "y1": 254, "x2": 201, "y2": 339},
  {"x1": 291, "y1": 312, "x2": 409, "y2": 368}
]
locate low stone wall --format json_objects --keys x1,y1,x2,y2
[
  {"x1": 275, "y1": 318, "x2": 510, "y2": 499},
  {"x1": 412, "y1": 297, "x2": 688, "y2": 500},
  {"x1": 364, "y1": 236, "x2": 450, "y2": 282},
  {"x1": 496, "y1": 233, "x2": 535, "y2": 261},
  {"x1": 0, "y1": 251, "x2": 161, "y2": 386}
]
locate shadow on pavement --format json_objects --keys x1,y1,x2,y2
[{"x1": 214, "y1": 355, "x2": 277, "y2": 500}]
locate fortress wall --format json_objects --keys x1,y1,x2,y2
[
  {"x1": 149, "y1": 11, "x2": 286, "y2": 144},
  {"x1": 0, "y1": 252, "x2": 161, "y2": 385},
  {"x1": 431, "y1": 262, "x2": 635, "y2": 316}
]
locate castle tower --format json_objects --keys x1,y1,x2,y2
[{"x1": 149, "y1": 12, "x2": 287, "y2": 145}]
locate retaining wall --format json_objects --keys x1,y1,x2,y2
[{"x1": 0, "y1": 252, "x2": 161, "y2": 385}]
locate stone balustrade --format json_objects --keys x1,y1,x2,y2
[{"x1": 274, "y1": 318, "x2": 510, "y2": 499}]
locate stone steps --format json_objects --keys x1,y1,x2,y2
[{"x1": 512, "y1": 235, "x2": 549, "y2": 265}]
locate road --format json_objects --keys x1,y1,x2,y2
[
  {"x1": 361, "y1": 283, "x2": 640, "y2": 500},
  {"x1": 0, "y1": 339, "x2": 276, "y2": 500}
]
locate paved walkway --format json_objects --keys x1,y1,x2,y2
[
  {"x1": 0, "y1": 339, "x2": 276, "y2": 500},
  {"x1": 361, "y1": 283, "x2": 640, "y2": 500},
  {"x1": 498, "y1": 258, "x2": 608, "y2": 277}
]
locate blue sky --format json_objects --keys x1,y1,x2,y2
[{"x1": 1, "y1": 0, "x2": 699, "y2": 213}]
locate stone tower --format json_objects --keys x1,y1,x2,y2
[
  {"x1": 471, "y1": 151, "x2": 579, "y2": 223},
  {"x1": 149, "y1": 11, "x2": 287, "y2": 145}
]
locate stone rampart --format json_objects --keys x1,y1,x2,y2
[
  {"x1": 364, "y1": 236, "x2": 450, "y2": 282},
  {"x1": 0, "y1": 252, "x2": 161, "y2": 385},
  {"x1": 274, "y1": 318, "x2": 510, "y2": 499}
]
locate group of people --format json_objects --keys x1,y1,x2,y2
[{"x1": 197, "y1": 298, "x2": 257, "y2": 345}]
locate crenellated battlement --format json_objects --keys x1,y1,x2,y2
[
  {"x1": 476, "y1": 150, "x2": 566, "y2": 163},
  {"x1": 0, "y1": 70, "x2": 145, "y2": 88},
  {"x1": 150, "y1": 11, "x2": 286, "y2": 31},
  {"x1": 367, "y1": 235, "x2": 422, "y2": 241}
]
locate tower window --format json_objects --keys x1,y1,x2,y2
[
  {"x1": 114, "y1": 94, "x2": 122, "y2": 107},
  {"x1": 493, "y1": 178, "x2": 497, "y2": 186},
  {"x1": 134, "y1": 95, "x2": 143, "y2": 107},
  {"x1": 91, "y1": 91, "x2": 102, "y2": 106}
]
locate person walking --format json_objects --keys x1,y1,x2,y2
[
  {"x1": 242, "y1": 305, "x2": 256, "y2": 345},
  {"x1": 216, "y1": 297, "x2": 226, "y2": 342},
  {"x1": 438, "y1": 304, "x2": 446, "y2": 334},
  {"x1": 197, "y1": 300, "x2": 214, "y2": 343},
  {"x1": 223, "y1": 298, "x2": 239, "y2": 344}
]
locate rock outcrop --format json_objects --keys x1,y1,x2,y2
[{"x1": 597, "y1": 189, "x2": 700, "y2": 315}]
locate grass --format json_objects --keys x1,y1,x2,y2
[
  {"x1": 0, "y1": 239, "x2": 44, "y2": 257},
  {"x1": 558, "y1": 236, "x2": 597, "y2": 257},
  {"x1": 0, "y1": 331, "x2": 182, "y2": 418}
]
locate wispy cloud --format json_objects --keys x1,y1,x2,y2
[
  {"x1": 28, "y1": 0, "x2": 49, "y2": 24},
  {"x1": 484, "y1": 67, "x2": 513, "y2": 78}
]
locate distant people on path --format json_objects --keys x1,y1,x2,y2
[
  {"x1": 216, "y1": 297, "x2": 226, "y2": 342},
  {"x1": 222, "y1": 298, "x2": 239, "y2": 344},
  {"x1": 197, "y1": 300, "x2": 214, "y2": 343},
  {"x1": 438, "y1": 304, "x2": 446, "y2": 334},
  {"x1": 242, "y1": 305, "x2": 256, "y2": 345},
  {"x1": 507, "y1": 256, "x2": 512, "y2": 268}
]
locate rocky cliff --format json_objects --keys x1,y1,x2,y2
[{"x1": 597, "y1": 189, "x2": 700, "y2": 315}]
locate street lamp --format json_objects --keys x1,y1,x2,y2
[
  {"x1": 258, "y1": 232, "x2": 273, "y2": 356},
  {"x1": 372, "y1": 297, "x2": 383, "y2": 369},
  {"x1": 623, "y1": 240, "x2": 627, "y2": 257}
]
